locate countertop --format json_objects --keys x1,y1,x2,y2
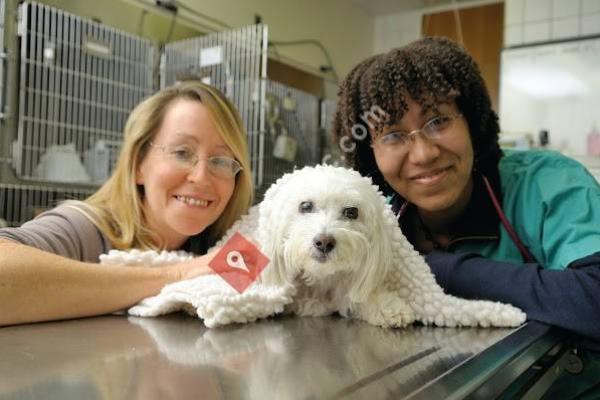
[{"x1": 0, "y1": 314, "x2": 566, "y2": 399}]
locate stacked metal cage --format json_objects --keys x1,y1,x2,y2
[
  {"x1": 161, "y1": 27, "x2": 330, "y2": 198},
  {"x1": 160, "y1": 24, "x2": 268, "y2": 191},
  {"x1": 0, "y1": 1, "x2": 333, "y2": 226},
  {"x1": 0, "y1": 1, "x2": 156, "y2": 225},
  {"x1": 14, "y1": 1, "x2": 155, "y2": 184},
  {"x1": 260, "y1": 80, "x2": 321, "y2": 198},
  {"x1": 0, "y1": 0, "x2": 5, "y2": 118},
  {"x1": 0, "y1": 183, "x2": 93, "y2": 227},
  {"x1": 319, "y1": 98, "x2": 345, "y2": 165}
]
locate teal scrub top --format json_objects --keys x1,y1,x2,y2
[
  {"x1": 388, "y1": 150, "x2": 600, "y2": 398},
  {"x1": 450, "y1": 150, "x2": 600, "y2": 400},
  {"x1": 453, "y1": 150, "x2": 600, "y2": 269}
]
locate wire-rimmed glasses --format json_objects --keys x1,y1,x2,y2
[
  {"x1": 149, "y1": 142, "x2": 242, "y2": 179},
  {"x1": 371, "y1": 113, "x2": 463, "y2": 151}
]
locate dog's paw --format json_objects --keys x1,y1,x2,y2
[
  {"x1": 481, "y1": 302, "x2": 526, "y2": 328},
  {"x1": 358, "y1": 293, "x2": 416, "y2": 328},
  {"x1": 411, "y1": 294, "x2": 527, "y2": 328},
  {"x1": 291, "y1": 298, "x2": 334, "y2": 317},
  {"x1": 452, "y1": 300, "x2": 526, "y2": 328}
]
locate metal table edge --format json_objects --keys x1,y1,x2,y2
[{"x1": 403, "y1": 321, "x2": 567, "y2": 400}]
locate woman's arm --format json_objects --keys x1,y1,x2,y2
[
  {"x1": 426, "y1": 250, "x2": 600, "y2": 341},
  {"x1": 0, "y1": 239, "x2": 214, "y2": 326}
]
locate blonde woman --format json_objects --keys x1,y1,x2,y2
[{"x1": 0, "y1": 81, "x2": 253, "y2": 326}]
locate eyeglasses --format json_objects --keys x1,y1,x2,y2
[
  {"x1": 371, "y1": 113, "x2": 463, "y2": 150},
  {"x1": 149, "y1": 142, "x2": 242, "y2": 179}
]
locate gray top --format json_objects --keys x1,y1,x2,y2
[{"x1": 0, "y1": 205, "x2": 111, "y2": 262}]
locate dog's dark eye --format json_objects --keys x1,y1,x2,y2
[
  {"x1": 299, "y1": 201, "x2": 314, "y2": 213},
  {"x1": 342, "y1": 207, "x2": 358, "y2": 219}
]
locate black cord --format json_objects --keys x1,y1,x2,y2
[
  {"x1": 175, "y1": 1, "x2": 232, "y2": 29},
  {"x1": 137, "y1": 9, "x2": 148, "y2": 36},
  {"x1": 164, "y1": 11, "x2": 177, "y2": 44},
  {"x1": 269, "y1": 39, "x2": 339, "y2": 83},
  {"x1": 129, "y1": 0, "x2": 222, "y2": 33},
  {"x1": 269, "y1": 43, "x2": 281, "y2": 61},
  {"x1": 152, "y1": 11, "x2": 177, "y2": 86},
  {"x1": 136, "y1": 2, "x2": 338, "y2": 84}
]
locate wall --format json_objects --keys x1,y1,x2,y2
[
  {"x1": 36, "y1": 0, "x2": 204, "y2": 42},
  {"x1": 374, "y1": 10, "x2": 421, "y2": 54},
  {"x1": 373, "y1": 0, "x2": 504, "y2": 54},
  {"x1": 501, "y1": 91, "x2": 600, "y2": 156},
  {"x1": 373, "y1": 2, "x2": 503, "y2": 110},
  {"x1": 504, "y1": 0, "x2": 600, "y2": 46},
  {"x1": 422, "y1": 3, "x2": 504, "y2": 110},
  {"x1": 501, "y1": 0, "x2": 600, "y2": 156},
  {"x1": 499, "y1": 38, "x2": 600, "y2": 156},
  {"x1": 38, "y1": 0, "x2": 375, "y2": 84}
]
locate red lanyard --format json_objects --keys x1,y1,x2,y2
[
  {"x1": 394, "y1": 176, "x2": 538, "y2": 264},
  {"x1": 482, "y1": 175, "x2": 537, "y2": 263}
]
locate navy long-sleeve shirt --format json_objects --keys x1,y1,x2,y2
[{"x1": 426, "y1": 250, "x2": 600, "y2": 342}]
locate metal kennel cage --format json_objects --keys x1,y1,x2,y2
[
  {"x1": 160, "y1": 24, "x2": 268, "y2": 190},
  {"x1": 0, "y1": 3, "x2": 331, "y2": 221},
  {"x1": 0, "y1": 0, "x2": 6, "y2": 119},
  {"x1": 319, "y1": 97, "x2": 347, "y2": 166},
  {"x1": 0, "y1": 183, "x2": 93, "y2": 227},
  {"x1": 13, "y1": 1, "x2": 155, "y2": 184},
  {"x1": 259, "y1": 80, "x2": 321, "y2": 199}
]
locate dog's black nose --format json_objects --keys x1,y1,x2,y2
[{"x1": 313, "y1": 234, "x2": 336, "y2": 254}]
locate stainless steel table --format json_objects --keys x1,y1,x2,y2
[{"x1": 0, "y1": 315, "x2": 566, "y2": 399}]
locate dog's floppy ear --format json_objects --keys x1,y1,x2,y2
[
  {"x1": 347, "y1": 180, "x2": 395, "y2": 303},
  {"x1": 257, "y1": 170, "x2": 300, "y2": 286}
]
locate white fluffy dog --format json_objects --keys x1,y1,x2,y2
[
  {"x1": 106, "y1": 165, "x2": 525, "y2": 328},
  {"x1": 213, "y1": 165, "x2": 526, "y2": 328}
]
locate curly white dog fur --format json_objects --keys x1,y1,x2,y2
[{"x1": 105, "y1": 165, "x2": 526, "y2": 328}]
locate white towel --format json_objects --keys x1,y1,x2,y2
[{"x1": 100, "y1": 249, "x2": 294, "y2": 328}]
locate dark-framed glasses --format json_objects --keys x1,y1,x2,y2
[
  {"x1": 149, "y1": 142, "x2": 242, "y2": 179},
  {"x1": 372, "y1": 113, "x2": 463, "y2": 150}
]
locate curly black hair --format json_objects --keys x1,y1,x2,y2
[{"x1": 332, "y1": 37, "x2": 502, "y2": 197}]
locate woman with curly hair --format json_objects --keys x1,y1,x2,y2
[{"x1": 333, "y1": 37, "x2": 600, "y2": 398}]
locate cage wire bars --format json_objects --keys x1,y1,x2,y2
[
  {"x1": 0, "y1": 0, "x2": 5, "y2": 119},
  {"x1": 14, "y1": 1, "x2": 154, "y2": 184},
  {"x1": 160, "y1": 23, "x2": 269, "y2": 191},
  {"x1": 1, "y1": 2, "x2": 331, "y2": 225}
]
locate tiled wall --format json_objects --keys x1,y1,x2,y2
[
  {"x1": 505, "y1": 0, "x2": 600, "y2": 46},
  {"x1": 373, "y1": 10, "x2": 421, "y2": 54}
]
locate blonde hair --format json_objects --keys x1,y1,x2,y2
[{"x1": 68, "y1": 81, "x2": 253, "y2": 251}]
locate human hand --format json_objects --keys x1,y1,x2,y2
[{"x1": 168, "y1": 248, "x2": 221, "y2": 282}]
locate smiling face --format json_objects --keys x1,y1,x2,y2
[
  {"x1": 372, "y1": 97, "x2": 474, "y2": 219},
  {"x1": 258, "y1": 167, "x2": 393, "y2": 297},
  {"x1": 136, "y1": 99, "x2": 236, "y2": 249},
  {"x1": 285, "y1": 191, "x2": 369, "y2": 283}
]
